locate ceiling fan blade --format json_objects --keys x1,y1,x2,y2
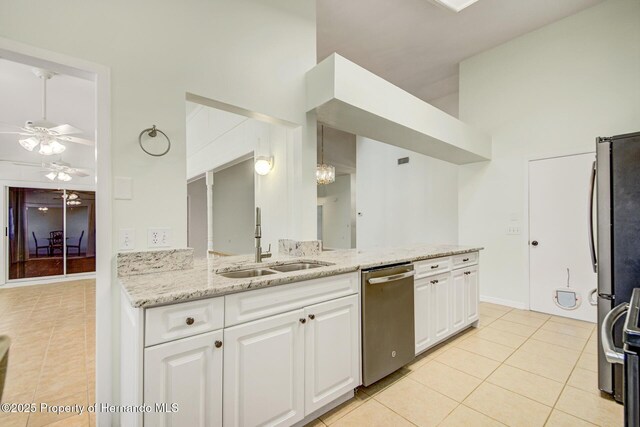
[
  {"x1": 0, "y1": 122, "x2": 25, "y2": 133},
  {"x1": 48, "y1": 124, "x2": 83, "y2": 135},
  {"x1": 57, "y1": 135, "x2": 95, "y2": 146},
  {"x1": 68, "y1": 168, "x2": 91, "y2": 177}
]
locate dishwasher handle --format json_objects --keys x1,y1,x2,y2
[{"x1": 368, "y1": 270, "x2": 415, "y2": 285}]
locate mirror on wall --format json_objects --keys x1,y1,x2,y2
[
  {"x1": 316, "y1": 125, "x2": 357, "y2": 250},
  {"x1": 185, "y1": 100, "x2": 293, "y2": 258}
]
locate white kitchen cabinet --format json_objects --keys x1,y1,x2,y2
[
  {"x1": 432, "y1": 273, "x2": 452, "y2": 341},
  {"x1": 465, "y1": 265, "x2": 479, "y2": 323},
  {"x1": 304, "y1": 294, "x2": 360, "y2": 414},
  {"x1": 144, "y1": 329, "x2": 223, "y2": 427},
  {"x1": 223, "y1": 309, "x2": 305, "y2": 427},
  {"x1": 451, "y1": 270, "x2": 466, "y2": 332},
  {"x1": 414, "y1": 277, "x2": 435, "y2": 354}
]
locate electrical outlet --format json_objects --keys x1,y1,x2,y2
[
  {"x1": 507, "y1": 225, "x2": 521, "y2": 235},
  {"x1": 148, "y1": 228, "x2": 171, "y2": 248},
  {"x1": 119, "y1": 228, "x2": 135, "y2": 250}
]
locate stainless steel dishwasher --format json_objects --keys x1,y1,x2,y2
[{"x1": 362, "y1": 262, "x2": 415, "y2": 386}]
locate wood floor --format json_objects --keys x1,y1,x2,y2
[{"x1": 0, "y1": 279, "x2": 95, "y2": 427}]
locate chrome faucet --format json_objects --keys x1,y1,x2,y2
[{"x1": 255, "y1": 207, "x2": 271, "y2": 262}]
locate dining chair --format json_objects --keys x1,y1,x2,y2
[
  {"x1": 33, "y1": 231, "x2": 50, "y2": 257},
  {"x1": 67, "y1": 230, "x2": 85, "y2": 256},
  {"x1": 49, "y1": 230, "x2": 64, "y2": 256}
]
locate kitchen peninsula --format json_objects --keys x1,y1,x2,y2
[{"x1": 119, "y1": 244, "x2": 481, "y2": 427}]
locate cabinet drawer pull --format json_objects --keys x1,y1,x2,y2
[
  {"x1": 214, "y1": 340, "x2": 222, "y2": 348},
  {"x1": 430, "y1": 279, "x2": 439, "y2": 284},
  {"x1": 299, "y1": 318, "x2": 306, "y2": 324},
  {"x1": 463, "y1": 258, "x2": 470, "y2": 262},
  {"x1": 185, "y1": 317, "x2": 195, "y2": 325},
  {"x1": 431, "y1": 264, "x2": 439, "y2": 269},
  {"x1": 308, "y1": 314, "x2": 315, "y2": 320}
]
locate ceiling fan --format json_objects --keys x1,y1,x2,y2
[
  {"x1": 0, "y1": 68, "x2": 94, "y2": 155},
  {"x1": 0, "y1": 159, "x2": 92, "y2": 182}
]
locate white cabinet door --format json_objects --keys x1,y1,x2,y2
[
  {"x1": 414, "y1": 278, "x2": 434, "y2": 354},
  {"x1": 451, "y1": 270, "x2": 466, "y2": 331},
  {"x1": 144, "y1": 330, "x2": 223, "y2": 427},
  {"x1": 432, "y1": 274, "x2": 451, "y2": 341},
  {"x1": 223, "y1": 309, "x2": 305, "y2": 427},
  {"x1": 465, "y1": 265, "x2": 480, "y2": 323},
  {"x1": 304, "y1": 294, "x2": 360, "y2": 414}
]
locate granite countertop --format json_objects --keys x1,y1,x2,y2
[{"x1": 120, "y1": 244, "x2": 483, "y2": 308}]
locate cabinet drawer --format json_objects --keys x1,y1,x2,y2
[
  {"x1": 145, "y1": 297, "x2": 224, "y2": 346},
  {"x1": 225, "y1": 272, "x2": 359, "y2": 327},
  {"x1": 452, "y1": 252, "x2": 478, "y2": 270},
  {"x1": 414, "y1": 257, "x2": 451, "y2": 279}
]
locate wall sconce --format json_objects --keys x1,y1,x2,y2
[{"x1": 254, "y1": 156, "x2": 273, "y2": 175}]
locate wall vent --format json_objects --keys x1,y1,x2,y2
[{"x1": 397, "y1": 157, "x2": 410, "y2": 165}]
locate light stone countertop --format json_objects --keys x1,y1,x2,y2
[{"x1": 119, "y1": 244, "x2": 483, "y2": 308}]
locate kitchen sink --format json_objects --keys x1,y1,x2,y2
[
  {"x1": 219, "y1": 268, "x2": 277, "y2": 279},
  {"x1": 270, "y1": 262, "x2": 329, "y2": 273}
]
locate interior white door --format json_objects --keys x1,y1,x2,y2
[
  {"x1": 529, "y1": 153, "x2": 597, "y2": 322},
  {"x1": 304, "y1": 294, "x2": 360, "y2": 414},
  {"x1": 223, "y1": 309, "x2": 305, "y2": 427},
  {"x1": 144, "y1": 329, "x2": 223, "y2": 427}
]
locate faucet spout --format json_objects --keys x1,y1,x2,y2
[{"x1": 255, "y1": 207, "x2": 271, "y2": 262}]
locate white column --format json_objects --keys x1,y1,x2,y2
[{"x1": 206, "y1": 170, "x2": 214, "y2": 253}]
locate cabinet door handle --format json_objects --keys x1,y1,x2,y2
[
  {"x1": 299, "y1": 318, "x2": 306, "y2": 324},
  {"x1": 431, "y1": 279, "x2": 439, "y2": 284},
  {"x1": 308, "y1": 314, "x2": 315, "y2": 320},
  {"x1": 185, "y1": 317, "x2": 195, "y2": 325},
  {"x1": 214, "y1": 340, "x2": 222, "y2": 348},
  {"x1": 431, "y1": 264, "x2": 439, "y2": 269},
  {"x1": 463, "y1": 258, "x2": 470, "y2": 262}
]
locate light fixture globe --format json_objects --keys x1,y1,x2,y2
[
  {"x1": 254, "y1": 156, "x2": 273, "y2": 176},
  {"x1": 19, "y1": 137, "x2": 39, "y2": 151},
  {"x1": 316, "y1": 163, "x2": 335, "y2": 185}
]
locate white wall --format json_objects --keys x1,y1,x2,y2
[
  {"x1": 211, "y1": 159, "x2": 255, "y2": 255},
  {"x1": 318, "y1": 174, "x2": 353, "y2": 249},
  {"x1": 356, "y1": 137, "x2": 459, "y2": 249},
  {"x1": 187, "y1": 178, "x2": 207, "y2": 258},
  {"x1": 0, "y1": 0, "x2": 316, "y2": 416},
  {"x1": 458, "y1": 0, "x2": 640, "y2": 308},
  {"x1": 187, "y1": 105, "x2": 298, "y2": 252}
]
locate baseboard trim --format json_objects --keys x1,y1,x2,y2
[{"x1": 480, "y1": 295, "x2": 528, "y2": 310}]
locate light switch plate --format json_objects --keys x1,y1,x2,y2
[
  {"x1": 114, "y1": 176, "x2": 133, "y2": 200},
  {"x1": 148, "y1": 228, "x2": 171, "y2": 248},
  {"x1": 119, "y1": 228, "x2": 135, "y2": 250}
]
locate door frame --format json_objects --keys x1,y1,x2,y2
[
  {"x1": 3, "y1": 182, "x2": 96, "y2": 286},
  {"x1": 0, "y1": 37, "x2": 113, "y2": 425},
  {"x1": 524, "y1": 149, "x2": 595, "y2": 311}
]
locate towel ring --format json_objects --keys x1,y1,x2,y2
[{"x1": 138, "y1": 125, "x2": 171, "y2": 157}]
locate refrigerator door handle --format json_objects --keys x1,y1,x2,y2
[
  {"x1": 601, "y1": 302, "x2": 628, "y2": 365},
  {"x1": 588, "y1": 160, "x2": 597, "y2": 273}
]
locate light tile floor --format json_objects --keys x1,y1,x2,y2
[
  {"x1": 308, "y1": 302, "x2": 623, "y2": 427},
  {"x1": 0, "y1": 279, "x2": 95, "y2": 427}
]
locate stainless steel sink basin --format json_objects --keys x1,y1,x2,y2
[
  {"x1": 270, "y1": 262, "x2": 329, "y2": 273},
  {"x1": 219, "y1": 268, "x2": 277, "y2": 279}
]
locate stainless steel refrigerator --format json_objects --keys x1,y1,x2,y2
[{"x1": 596, "y1": 131, "x2": 640, "y2": 402}]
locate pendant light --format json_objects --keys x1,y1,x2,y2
[{"x1": 316, "y1": 125, "x2": 335, "y2": 185}]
